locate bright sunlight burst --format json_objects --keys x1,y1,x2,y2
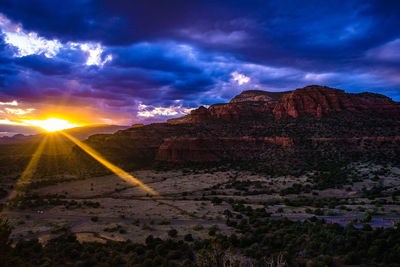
[{"x1": 23, "y1": 118, "x2": 80, "y2": 132}]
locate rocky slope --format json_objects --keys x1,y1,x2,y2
[
  {"x1": 273, "y1": 86, "x2": 400, "y2": 119},
  {"x1": 82, "y1": 85, "x2": 400, "y2": 170},
  {"x1": 168, "y1": 85, "x2": 400, "y2": 123}
]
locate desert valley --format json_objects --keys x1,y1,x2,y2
[
  {"x1": 1, "y1": 86, "x2": 400, "y2": 266},
  {"x1": 1, "y1": 1, "x2": 400, "y2": 266}
]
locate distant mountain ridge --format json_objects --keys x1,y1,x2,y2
[
  {"x1": 167, "y1": 85, "x2": 400, "y2": 124},
  {"x1": 0, "y1": 124, "x2": 128, "y2": 144},
  {"x1": 79, "y1": 85, "x2": 400, "y2": 172}
]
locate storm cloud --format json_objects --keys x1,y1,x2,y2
[{"x1": 0, "y1": 0, "x2": 399, "y2": 126}]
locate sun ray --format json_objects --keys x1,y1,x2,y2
[
  {"x1": 57, "y1": 132, "x2": 195, "y2": 217},
  {"x1": 16, "y1": 135, "x2": 49, "y2": 191},
  {"x1": 44, "y1": 133, "x2": 62, "y2": 176},
  {"x1": 59, "y1": 131, "x2": 159, "y2": 196}
]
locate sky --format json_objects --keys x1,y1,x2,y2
[{"x1": 0, "y1": 0, "x2": 399, "y2": 134}]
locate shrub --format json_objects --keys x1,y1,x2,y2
[
  {"x1": 168, "y1": 229, "x2": 178, "y2": 238},
  {"x1": 192, "y1": 224, "x2": 204, "y2": 231},
  {"x1": 184, "y1": 234, "x2": 193, "y2": 242}
]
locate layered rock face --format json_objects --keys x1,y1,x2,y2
[
  {"x1": 155, "y1": 137, "x2": 295, "y2": 162},
  {"x1": 229, "y1": 90, "x2": 285, "y2": 103},
  {"x1": 167, "y1": 106, "x2": 210, "y2": 124},
  {"x1": 273, "y1": 86, "x2": 400, "y2": 119},
  {"x1": 83, "y1": 85, "x2": 400, "y2": 167},
  {"x1": 167, "y1": 85, "x2": 400, "y2": 123}
]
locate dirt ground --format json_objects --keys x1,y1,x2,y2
[{"x1": 2, "y1": 163, "x2": 400, "y2": 243}]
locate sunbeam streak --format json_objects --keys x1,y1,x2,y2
[
  {"x1": 59, "y1": 131, "x2": 158, "y2": 196},
  {"x1": 16, "y1": 135, "x2": 49, "y2": 190}
]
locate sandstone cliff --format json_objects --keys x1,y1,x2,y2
[
  {"x1": 167, "y1": 85, "x2": 400, "y2": 124},
  {"x1": 273, "y1": 86, "x2": 400, "y2": 119},
  {"x1": 82, "y1": 85, "x2": 400, "y2": 168}
]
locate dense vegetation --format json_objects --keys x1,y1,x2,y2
[{"x1": 1, "y1": 212, "x2": 400, "y2": 266}]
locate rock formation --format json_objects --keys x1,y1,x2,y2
[
  {"x1": 167, "y1": 85, "x2": 400, "y2": 123},
  {"x1": 273, "y1": 86, "x2": 400, "y2": 119},
  {"x1": 82, "y1": 85, "x2": 400, "y2": 169}
]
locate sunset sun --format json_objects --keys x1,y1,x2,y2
[{"x1": 23, "y1": 118, "x2": 80, "y2": 132}]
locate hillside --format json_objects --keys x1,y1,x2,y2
[
  {"x1": 79, "y1": 85, "x2": 400, "y2": 172},
  {"x1": 0, "y1": 124, "x2": 128, "y2": 144}
]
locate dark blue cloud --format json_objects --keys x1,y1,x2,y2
[
  {"x1": 110, "y1": 43, "x2": 203, "y2": 73},
  {"x1": 0, "y1": 0, "x2": 399, "y2": 126},
  {"x1": 14, "y1": 55, "x2": 73, "y2": 75}
]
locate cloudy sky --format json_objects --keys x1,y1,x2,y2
[{"x1": 0, "y1": 0, "x2": 399, "y2": 131}]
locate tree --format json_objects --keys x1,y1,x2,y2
[
  {"x1": 184, "y1": 234, "x2": 194, "y2": 242},
  {"x1": 168, "y1": 229, "x2": 178, "y2": 238},
  {"x1": 198, "y1": 238, "x2": 226, "y2": 267},
  {"x1": 0, "y1": 216, "x2": 13, "y2": 265}
]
